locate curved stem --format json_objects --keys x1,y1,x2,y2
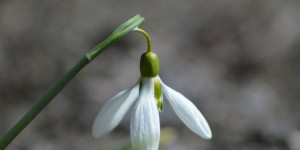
[{"x1": 134, "y1": 28, "x2": 152, "y2": 52}]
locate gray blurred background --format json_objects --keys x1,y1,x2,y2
[{"x1": 1, "y1": 0, "x2": 300, "y2": 150}]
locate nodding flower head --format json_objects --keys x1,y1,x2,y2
[{"x1": 92, "y1": 28, "x2": 212, "y2": 150}]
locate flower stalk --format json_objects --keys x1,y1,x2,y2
[
  {"x1": 0, "y1": 14, "x2": 144, "y2": 150},
  {"x1": 134, "y1": 28, "x2": 152, "y2": 52}
]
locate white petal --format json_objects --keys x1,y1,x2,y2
[
  {"x1": 131, "y1": 77, "x2": 160, "y2": 150},
  {"x1": 160, "y1": 79, "x2": 212, "y2": 139},
  {"x1": 92, "y1": 82, "x2": 139, "y2": 138}
]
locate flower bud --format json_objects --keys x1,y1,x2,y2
[{"x1": 140, "y1": 51, "x2": 160, "y2": 77}]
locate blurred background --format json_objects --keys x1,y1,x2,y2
[{"x1": 1, "y1": 0, "x2": 300, "y2": 149}]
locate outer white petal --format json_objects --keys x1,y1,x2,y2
[
  {"x1": 92, "y1": 82, "x2": 139, "y2": 138},
  {"x1": 131, "y1": 78, "x2": 160, "y2": 150},
  {"x1": 160, "y1": 79, "x2": 212, "y2": 139}
]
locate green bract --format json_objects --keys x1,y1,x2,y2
[{"x1": 140, "y1": 51, "x2": 160, "y2": 77}]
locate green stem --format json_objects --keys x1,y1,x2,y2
[
  {"x1": 0, "y1": 56, "x2": 89, "y2": 149},
  {"x1": 134, "y1": 28, "x2": 152, "y2": 52},
  {"x1": 0, "y1": 14, "x2": 144, "y2": 150}
]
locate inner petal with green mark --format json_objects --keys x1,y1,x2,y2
[{"x1": 154, "y1": 79, "x2": 163, "y2": 111}]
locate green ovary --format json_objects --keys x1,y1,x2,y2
[{"x1": 140, "y1": 51, "x2": 160, "y2": 77}]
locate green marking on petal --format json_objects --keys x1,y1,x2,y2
[
  {"x1": 154, "y1": 79, "x2": 163, "y2": 111},
  {"x1": 154, "y1": 80, "x2": 161, "y2": 100},
  {"x1": 157, "y1": 100, "x2": 163, "y2": 112}
]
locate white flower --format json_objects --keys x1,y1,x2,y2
[
  {"x1": 92, "y1": 75, "x2": 212, "y2": 150},
  {"x1": 92, "y1": 28, "x2": 212, "y2": 149}
]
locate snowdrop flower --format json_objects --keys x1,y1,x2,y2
[{"x1": 92, "y1": 28, "x2": 212, "y2": 150}]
